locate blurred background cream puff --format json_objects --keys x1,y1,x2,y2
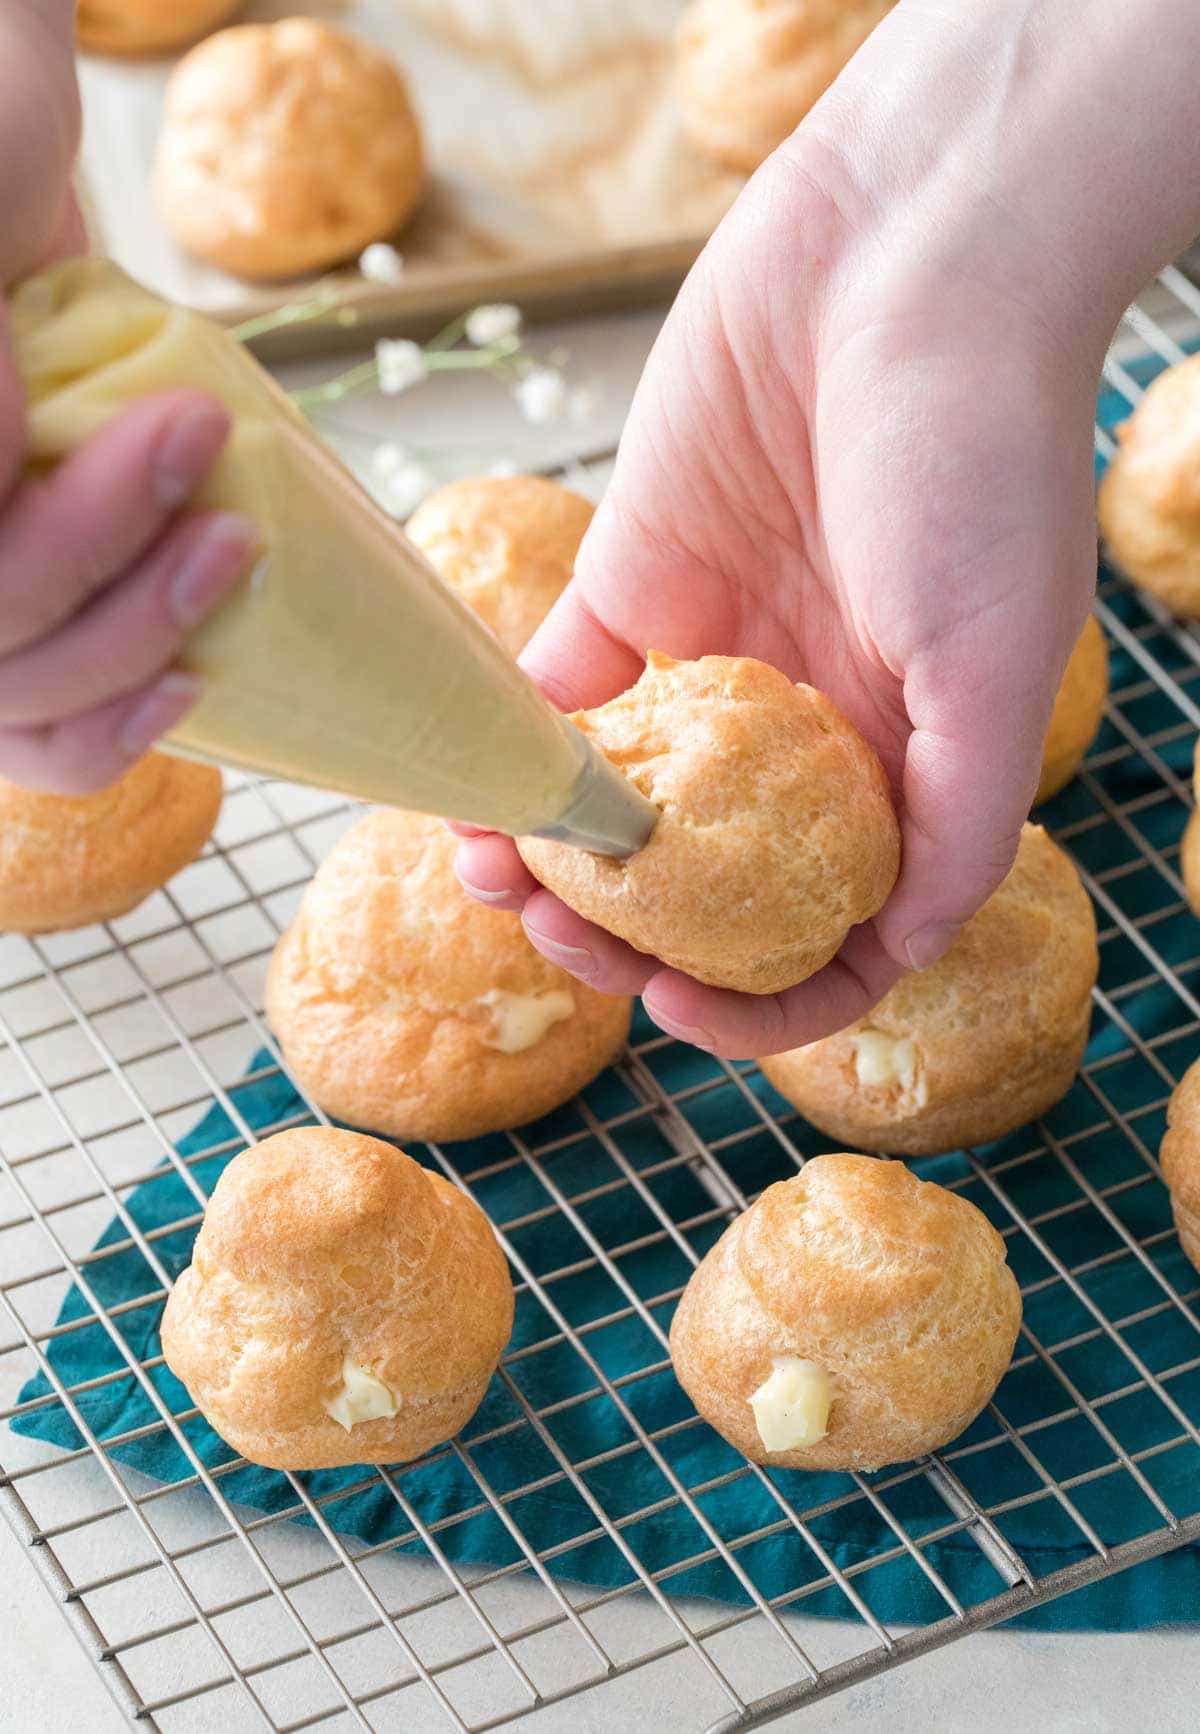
[
  {"x1": 406, "y1": 475, "x2": 594, "y2": 658},
  {"x1": 1037, "y1": 613, "x2": 1109, "y2": 804},
  {"x1": 675, "y1": 0, "x2": 895, "y2": 173},
  {"x1": 77, "y1": 0, "x2": 243, "y2": 56},
  {"x1": 153, "y1": 19, "x2": 426, "y2": 279},
  {"x1": 1098, "y1": 354, "x2": 1200, "y2": 618},
  {"x1": 0, "y1": 753, "x2": 222, "y2": 935}
]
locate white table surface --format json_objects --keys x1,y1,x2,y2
[{"x1": 2, "y1": 301, "x2": 1198, "y2": 1734}]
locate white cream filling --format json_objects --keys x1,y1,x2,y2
[
  {"x1": 324, "y1": 1358, "x2": 399, "y2": 1432},
  {"x1": 476, "y1": 987, "x2": 575, "y2": 1053},
  {"x1": 749, "y1": 1357, "x2": 834, "y2": 1452},
  {"x1": 850, "y1": 1029, "x2": 925, "y2": 1102}
]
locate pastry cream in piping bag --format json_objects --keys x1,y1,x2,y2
[{"x1": 8, "y1": 260, "x2": 656, "y2": 854}]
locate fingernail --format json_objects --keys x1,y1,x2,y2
[
  {"x1": 646, "y1": 1010, "x2": 717, "y2": 1052},
  {"x1": 170, "y1": 514, "x2": 257, "y2": 628},
  {"x1": 154, "y1": 402, "x2": 231, "y2": 508},
  {"x1": 119, "y1": 672, "x2": 202, "y2": 759},
  {"x1": 459, "y1": 879, "x2": 522, "y2": 906},
  {"x1": 904, "y1": 921, "x2": 959, "y2": 972},
  {"x1": 522, "y1": 921, "x2": 595, "y2": 977}
]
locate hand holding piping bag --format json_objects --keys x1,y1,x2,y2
[
  {"x1": 0, "y1": 0, "x2": 254, "y2": 794},
  {"x1": 457, "y1": 0, "x2": 1200, "y2": 1058}
]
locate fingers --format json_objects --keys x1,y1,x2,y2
[
  {"x1": 521, "y1": 890, "x2": 660, "y2": 997},
  {"x1": 874, "y1": 603, "x2": 1088, "y2": 974},
  {"x1": 453, "y1": 834, "x2": 539, "y2": 912},
  {"x1": 642, "y1": 925, "x2": 904, "y2": 1060},
  {"x1": 0, "y1": 670, "x2": 201, "y2": 795},
  {"x1": 0, "y1": 390, "x2": 231, "y2": 655},
  {"x1": 0, "y1": 509, "x2": 255, "y2": 727},
  {"x1": 519, "y1": 581, "x2": 644, "y2": 713}
]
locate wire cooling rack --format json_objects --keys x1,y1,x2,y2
[{"x1": 4, "y1": 264, "x2": 1200, "y2": 1734}]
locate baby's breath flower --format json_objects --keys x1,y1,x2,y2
[
  {"x1": 381, "y1": 458, "x2": 437, "y2": 517},
  {"x1": 375, "y1": 338, "x2": 427, "y2": 396},
  {"x1": 371, "y1": 442, "x2": 409, "y2": 477},
  {"x1": 465, "y1": 303, "x2": 522, "y2": 347},
  {"x1": 514, "y1": 366, "x2": 567, "y2": 426},
  {"x1": 358, "y1": 242, "x2": 406, "y2": 285}
]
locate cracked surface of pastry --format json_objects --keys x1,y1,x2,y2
[
  {"x1": 154, "y1": 18, "x2": 425, "y2": 280},
  {"x1": 160, "y1": 1128, "x2": 514, "y2": 1470},
  {"x1": 517, "y1": 652, "x2": 900, "y2": 995},
  {"x1": 406, "y1": 476, "x2": 594, "y2": 659},
  {"x1": 675, "y1": 0, "x2": 895, "y2": 172},
  {"x1": 266, "y1": 808, "x2": 632, "y2": 1142},
  {"x1": 78, "y1": 0, "x2": 242, "y2": 55},
  {"x1": 0, "y1": 752, "x2": 222, "y2": 935},
  {"x1": 1037, "y1": 613, "x2": 1109, "y2": 804},
  {"x1": 761, "y1": 824, "x2": 1097, "y2": 1155},
  {"x1": 670, "y1": 1153, "x2": 1021, "y2": 1472},
  {"x1": 1098, "y1": 354, "x2": 1200, "y2": 617},
  {"x1": 1160, "y1": 1058, "x2": 1200, "y2": 1277}
]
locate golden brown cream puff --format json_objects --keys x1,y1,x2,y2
[
  {"x1": 761, "y1": 825, "x2": 1097, "y2": 1154},
  {"x1": 266, "y1": 809, "x2": 632, "y2": 1142},
  {"x1": 161, "y1": 1127, "x2": 514, "y2": 1469},
  {"x1": 517, "y1": 652, "x2": 900, "y2": 995},
  {"x1": 670, "y1": 1152, "x2": 1021, "y2": 1472},
  {"x1": 1037, "y1": 613, "x2": 1109, "y2": 804},
  {"x1": 1160, "y1": 1058, "x2": 1200, "y2": 1275},
  {"x1": 675, "y1": 0, "x2": 894, "y2": 173},
  {"x1": 1098, "y1": 355, "x2": 1200, "y2": 617},
  {"x1": 0, "y1": 753, "x2": 222, "y2": 935},
  {"x1": 406, "y1": 476, "x2": 593, "y2": 659},
  {"x1": 154, "y1": 19, "x2": 425, "y2": 280},
  {"x1": 78, "y1": 0, "x2": 242, "y2": 55},
  {"x1": 1179, "y1": 741, "x2": 1200, "y2": 919}
]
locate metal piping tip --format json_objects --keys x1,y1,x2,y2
[{"x1": 526, "y1": 724, "x2": 658, "y2": 858}]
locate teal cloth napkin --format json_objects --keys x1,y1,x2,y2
[{"x1": 11, "y1": 368, "x2": 1200, "y2": 1631}]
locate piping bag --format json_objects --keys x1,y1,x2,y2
[{"x1": 8, "y1": 260, "x2": 657, "y2": 857}]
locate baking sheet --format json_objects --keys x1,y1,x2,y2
[{"x1": 78, "y1": 0, "x2": 744, "y2": 348}]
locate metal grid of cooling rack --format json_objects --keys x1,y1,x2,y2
[{"x1": 4, "y1": 265, "x2": 1200, "y2": 1734}]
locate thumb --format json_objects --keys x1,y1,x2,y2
[
  {"x1": 874, "y1": 587, "x2": 1093, "y2": 974},
  {"x1": 519, "y1": 575, "x2": 644, "y2": 713}
]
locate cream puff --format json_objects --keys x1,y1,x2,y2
[
  {"x1": 78, "y1": 0, "x2": 242, "y2": 55},
  {"x1": 1037, "y1": 613, "x2": 1109, "y2": 804},
  {"x1": 761, "y1": 825, "x2": 1097, "y2": 1155},
  {"x1": 670, "y1": 1152, "x2": 1021, "y2": 1472},
  {"x1": 675, "y1": 0, "x2": 895, "y2": 173},
  {"x1": 406, "y1": 476, "x2": 594, "y2": 659},
  {"x1": 266, "y1": 809, "x2": 632, "y2": 1143},
  {"x1": 517, "y1": 652, "x2": 900, "y2": 995},
  {"x1": 1179, "y1": 740, "x2": 1200, "y2": 919},
  {"x1": 1160, "y1": 1060, "x2": 1200, "y2": 1275},
  {"x1": 161, "y1": 1127, "x2": 514, "y2": 1469},
  {"x1": 1098, "y1": 355, "x2": 1200, "y2": 617},
  {"x1": 0, "y1": 753, "x2": 222, "y2": 935},
  {"x1": 153, "y1": 19, "x2": 425, "y2": 280}
]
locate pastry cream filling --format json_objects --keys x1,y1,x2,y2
[
  {"x1": 8, "y1": 260, "x2": 586, "y2": 834},
  {"x1": 749, "y1": 1357, "x2": 834, "y2": 1452},
  {"x1": 476, "y1": 987, "x2": 575, "y2": 1053},
  {"x1": 324, "y1": 1358, "x2": 399, "y2": 1431},
  {"x1": 850, "y1": 1029, "x2": 923, "y2": 1100}
]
